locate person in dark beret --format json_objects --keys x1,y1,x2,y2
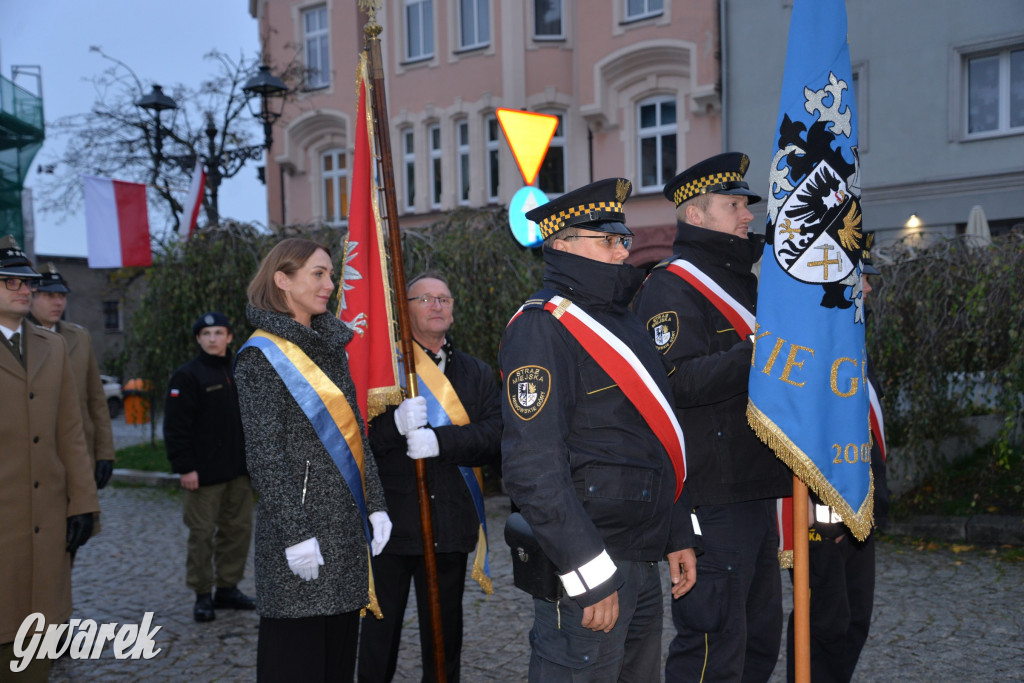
[{"x1": 164, "y1": 310, "x2": 255, "y2": 622}]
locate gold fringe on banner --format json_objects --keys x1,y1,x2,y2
[
  {"x1": 779, "y1": 549, "x2": 794, "y2": 570},
  {"x1": 747, "y1": 400, "x2": 874, "y2": 541},
  {"x1": 366, "y1": 386, "x2": 404, "y2": 422}
]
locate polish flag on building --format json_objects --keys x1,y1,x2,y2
[
  {"x1": 184, "y1": 159, "x2": 206, "y2": 238},
  {"x1": 82, "y1": 175, "x2": 152, "y2": 268}
]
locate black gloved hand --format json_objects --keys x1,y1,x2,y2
[
  {"x1": 66, "y1": 514, "x2": 94, "y2": 553},
  {"x1": 95, "y1": 460, "x2": 114, "y2": 489}
]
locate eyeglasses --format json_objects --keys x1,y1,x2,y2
[
  {"x1": 562, "y1": 234, "x2": 633, "y2": 251},
  {"x1": 408, "y1": 295, "x2": 455, "y2": 309},
  {"x1": 1, "y1": 277, "x2": 39, "y2": 291}
]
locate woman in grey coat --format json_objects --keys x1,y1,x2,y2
[{"x1": 234, "y1": 238, "x2": 391, "y2": 681}]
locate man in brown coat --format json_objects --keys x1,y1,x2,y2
[
  {"x1": 29, "y1": 263, "x2": 116, "y2": 504},
  {"x1": 0, "y1": 237, "x2": 99, "y2": 680}
]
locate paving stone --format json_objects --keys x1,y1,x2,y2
[{"x1": 43, "y1": 483, "x2": 1023, "y2": 682}]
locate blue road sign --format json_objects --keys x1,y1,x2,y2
[{"x1": 508, "y1": 185, "x2": 548, "y2": 248}]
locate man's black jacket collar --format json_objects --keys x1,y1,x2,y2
[{"x1": 542, "y1": 247, "x2": 644, "y2": 315}]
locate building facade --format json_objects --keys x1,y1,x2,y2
[
  {"x1": 250, "y1": 0, "x2": 725, "y2": 266},
  {"x1": 723, "y1": 0, "x2": 1024, "y2": 247}
]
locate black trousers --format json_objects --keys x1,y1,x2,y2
[
  {"x1": 357, "y1": 552, "x2": 468, "y2": 682},
  {"x1": 786, "y1": 531, "x2": 876, "y2": 683},
  {"x1": 665, "y1": 499, "x2": 783, "y2": 682},
  {"x1": 257, "y1": 611, "x2": 360, "y2": 682}
]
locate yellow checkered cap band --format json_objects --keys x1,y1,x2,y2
[
  {"x1": 673, "y1": 171, "x2": 744, "y2": 207},
  {"x1": 537, "y1": 201, "x2": 624, "y2": 239}
]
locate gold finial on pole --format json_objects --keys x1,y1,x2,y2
[{"x1": 360, "y1": 0, "x2": 382, "y2": 39}]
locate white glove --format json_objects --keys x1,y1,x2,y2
[
  {"x1": 369, "y1": 511, "x2": 392, "y2": 557},
  {"x1": 406, "y1": 427, "x2": 440, "y2": 460},
  {"x1": 394, "y1": 396, "x2": 428, "y2": 435},
  {"x1": 285, "y1": 537, "x2": 325, "y2": 581}
]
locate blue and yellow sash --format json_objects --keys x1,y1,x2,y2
[
  {"x1": 240, "y1": 330, "x2": 382, "y2": 616},
  {"x1": 408, "y1": 344, "x2": 493, "y2": 595}
]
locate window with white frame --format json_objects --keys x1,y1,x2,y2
[
  {"x1": 456, "y1": 120, "x2": 471, "y2": 205},
  {"x1": 536, "y1": 112, "x2": 565, "y2": 195},
  {"x1": 459, "y1": 0, "x2": 489, "y2": 50},
  {"x1": 402, "y1": 129, "x2": 416, "y2": 212},
  {"x1": 486, "y1": 115, "x2": 500, "y2": 202},
  {"x1": 303, "y1": 6, "x2": 330, "y2": 89},
  {"x1": 406, "y1": 0, "x2": 435, "y2": 61},
  {"x1": 534, "y1": 0, "x2": 563, "y2": 39},
  {"x1": 429, "y1": 123, "x2": 442, "y2": 208},
  {"x1": 625, "y1": 0, "x2": 662, "y2": 21},
  {"x1": 637, "y1": 96, "x2": 676, "y2": 191},
  {"x1": 964, "y1": 44, "x2": 1024, "y2": 136},
  {"x1": 322, "y1": 148, "x2": 348, "y2": 225}
]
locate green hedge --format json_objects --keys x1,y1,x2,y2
[
  {"x1": 121, "y1": 210, "x2": 542, "y2": 414},
  {"x1": 869, "y1": 231, "x2": 1024, "y2": 472}
]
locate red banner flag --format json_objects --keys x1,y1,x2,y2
[
  {"x1": 339, "y1": 54, "x2": 402, "y2": 422},
  {"x1": 184, "y1": 159, "x2": 206, "y2": 238}
]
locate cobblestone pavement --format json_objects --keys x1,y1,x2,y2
[{"x1": 47, "y1": 484, "x2": 1023, "y2": 682}]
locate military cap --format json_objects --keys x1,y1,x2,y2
[
  {"x1": 526, "y1": 177, "x2": 634, "y2": 240},
  {"x1": 663, "y1": 152, "x2": 761, "y2": 208},
  {"x1": 36, "y1": 262, "x2": 72, "y2": 293},
  {"x1": 860, "y1": 231, "x2": 879, "y2": 275},
  {"x1": 192, "y1": 311, "x2": 231, "y2": 336},
  {"x1": 0, "y1": 235, "x2": 42, "y2": 279}
]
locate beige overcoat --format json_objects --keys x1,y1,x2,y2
[
  {"x1": 0, "y1": 325, "x2": 99, "y2": 644},
  {"x1": 55, "y1": 321, "x2": 115, "y2": 466}
]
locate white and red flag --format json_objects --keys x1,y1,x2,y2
[
  {"x1": 184, "y1": 159, "x2": 206, "y2": 238},
  {"x1": 82, "y1": 174, "x2": 152, "y2": 268}
]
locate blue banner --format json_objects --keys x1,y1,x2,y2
[{"x1": 748, "y1": 0, "x2": 873, "y2": 539}]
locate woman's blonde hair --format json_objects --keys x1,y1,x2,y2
[{"x1": 247, "y1": 237, "x2": 332, "y2": 316}]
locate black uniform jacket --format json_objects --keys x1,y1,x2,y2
[
  {"x1": 368, "y1": 340, "x2": 502, "y2": 555},
  {"x1": 500, "y1": 248, "x2": 695, "y2": 608},
  {"x1": 164, "y1": 349, "x2": 248, "y2": 486},
  {"x1": 632, "y1": 221, "x2": 791, "y2": 506}
]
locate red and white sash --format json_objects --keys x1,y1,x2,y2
[
  {"x1": 665, "y1": 259, "x2": 755, "y2": 338},
  {"x1": 509, "y1": 295, "x2": 687, "y2": 501}
]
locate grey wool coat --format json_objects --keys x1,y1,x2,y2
[{"x1": 234, "y1": 305, "x2": 387, "y2": 618}]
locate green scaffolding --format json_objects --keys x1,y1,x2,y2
[{"x1": 0, "y1": 71, "x2": 45, "y2": 247}]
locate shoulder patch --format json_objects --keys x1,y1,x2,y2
[
  {"x1": 506, "y1": 365, "x2": 551, "y2": 421},
  {"x1": 646, "y1": 311, "x2": 679, "y2": 353}
]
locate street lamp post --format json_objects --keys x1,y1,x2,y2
[
  {"x1": 134, "y1": 65, "x2": 288, "y2": 231},
  {"x1": 134, "y1": 84, "x2": 178, "y2": 170}
]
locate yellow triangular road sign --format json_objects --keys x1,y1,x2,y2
[{"x1": 496, "y1": 108, "x2": 559, "y2": 186}]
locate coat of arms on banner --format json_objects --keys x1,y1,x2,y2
[{"x1": 767, "y1": 73, "x2": 868, "y2": 322}]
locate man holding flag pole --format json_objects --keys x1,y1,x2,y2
[
  {"x1": 345, "y1": 7, "x2": 454, "y2": 679},
  {"x1": 633, "y1": 152, "x2": 791, "y2": 681}
]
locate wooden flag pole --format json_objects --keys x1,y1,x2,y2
[
  {"x1": 362, "y1": 8, "x2": 447, "y2": 681},
  {"x1": 792, "y1": 475, "x2": 811, "y2": 683}
]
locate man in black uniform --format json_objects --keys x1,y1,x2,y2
[
  {"x1": 785, "y1": 239, "x2": 890, "y2": 683},
  {"x1": 358, "y1": 272, "x2": 502, "y2": 683},
  {"x1": 164, "y1": 311, "x2": 255, "y2": 622},
  {"x1": 501, "y1": 178, "x2": 697, "y2": 681},
  {"x1": 632, "y1": 153, "x2": 792, "y2": 681}
]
